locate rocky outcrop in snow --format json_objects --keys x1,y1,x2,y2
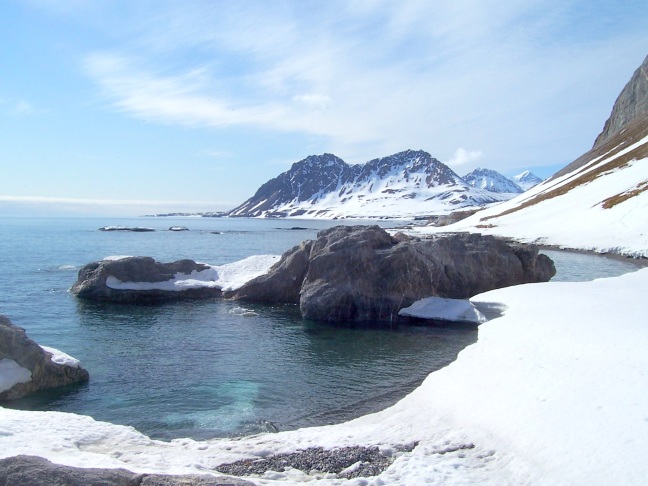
[
  {"x1": 0, "y1": 315, "x2": 89, "y2": 402},
  {"x1": 593, "y1": 54, "x2": 648, "y2": 149},
  {"x1": 233, "y1": 225, "x2": 555, "y2": 323}
]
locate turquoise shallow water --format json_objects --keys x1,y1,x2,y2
[
  {"x1": 0, "y1": 217, "x2": 639, "y2": 440},
  {"x1": 0, "y1": 217, "x2": 477, "y2": 439}
]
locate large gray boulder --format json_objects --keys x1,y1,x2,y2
[
  {"x1": 0, "y1": 315, "x2": 89, "y2": 402},
  {"x1": 232, "y1": 225, "x2": 555, "y2": 323},
  {"x1": 0, "y1": 455, "x2": 255, "y2": 486},
  {"x1": 71, "y1": 257, "x2": 222, "y2": 303}
]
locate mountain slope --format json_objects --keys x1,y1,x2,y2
[
  {"x1": 593, "y1": 54, "x2": 648, "y2": 149},
  {"x1": 414, "y1": 109, "x2": 648, "y2": 257},
  {"x1": 229, "y1": 150, "x2": 515, "y2": 219},
  {"x1": 463, "y1": 168, "x2": 523, "y2": 193},
  {"x1": 511, "y1": 170, "x2": 543, "y2": 191}
]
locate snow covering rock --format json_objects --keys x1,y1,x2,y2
[
  {"x1": 0, "y1": 315, "x2": 89, "y2": 402},
  {"x1": 228, "y1": 150, "x2": 518, "y2": 219},
  {"x1": 462, "y1": 168, "x2": 523, "y2": 194},
  {"x1": 233, "y1": 225, "x2": 555, "y2": 323},
  {"x1": 71, "y1": 255, "x2": 279, "y2": 303}
]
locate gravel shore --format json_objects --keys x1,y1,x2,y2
[{"x1": 216, "y1": 444, "x2": 417, "y2": 479}]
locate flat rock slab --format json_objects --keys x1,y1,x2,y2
[{"x1": 0, "y1": 455, "x2": 255, "y2": 486}]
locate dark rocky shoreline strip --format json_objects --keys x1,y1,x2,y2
[{"x1": 215, "y1": 444, "x2": 417, "y2": 479}]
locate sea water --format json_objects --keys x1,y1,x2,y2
[{"x1": 0, "y1": 217, "x2": 640, "y2": 440}]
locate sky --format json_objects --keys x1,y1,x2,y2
[{"x1": 1, "y1": 0, "x2": 647, "y2": 217}]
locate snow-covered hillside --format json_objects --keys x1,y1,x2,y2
[
  {"x1": 463, "y1": 168, "x2": 523, "y2": 193},
  {"x1": 228, "y1": 150, "x2": 520, "y2": 219},
  {"x1": 413, "y1": 113, "x2": 648, "y2": 257}
]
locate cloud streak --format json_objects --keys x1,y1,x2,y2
[{"x1": 80, "y1": 0, "x2": 648, "y2": 173}]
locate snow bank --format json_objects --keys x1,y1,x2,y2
[
  {"x1": 40, "y1": 346, "x2": 80, "y2": 368},
  {"x1": 0, "y1": 359, "x2": 31, "y2": 393},
  {"x1": 105, "y1": 255, "x2": 280, "y2": 293},
  {"x1": 398, "y1": 296, "x2": 487, "y2": 323},
  {"x1": 413, "y1": 140, "x2": 648, "y2": 257},
  {"x1": 1, "y1": 269, "x2": 648, "y2": 484}
]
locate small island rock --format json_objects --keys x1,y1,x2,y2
[
  {"x1": 0, "y1": 315, "x2": 89, "y2": 402},
  {"x1": 71, "y1": 257, "x2": 222, "y2": 303},
  {"x1": 232, "y1": 225, "x2": 555, "y2": 323}
]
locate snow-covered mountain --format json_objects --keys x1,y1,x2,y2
[
  {"x1": 511, "y1": 170, "x2": 543, "y2": 191},
  {"x1": 412, "y1": 55, "x2": 648, "y2": 257},
  {"x1": 463, "y1": 168, "x2": 523, "y2": 193},
  {"x1": 229, "y1": 150, "x2": 518, "y2": 219}
]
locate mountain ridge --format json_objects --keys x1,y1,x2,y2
[{"x1": 228, "y1": 150, "x2": 531, "y2": 219}]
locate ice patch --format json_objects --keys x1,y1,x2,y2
[
  {"x1": 105, "y1": 255, "x2": 279, "y2": 293},
  {"x1": 398, "y1": 297, "x2": 487, "y2": 323},
  {"x1": 40, "y1": 346, "x2": 81, "y2": 368},
  {"x1": 0, "y1": 359, "x2": 32, "y2": 393}
]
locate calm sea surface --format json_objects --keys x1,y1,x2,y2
[{"x1": 0, "y1": 217, "x2": 640, "y2": 440}]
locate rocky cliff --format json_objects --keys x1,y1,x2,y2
[{"x1": 593, "y1": 54, "x2": 648, "y2": 149}]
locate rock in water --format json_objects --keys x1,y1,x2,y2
[
  {"x1": 233, "y1": 225, "x2": 555, "y2": 323},
  {"x1": 0, "y1": 315, "x2": 89, "y2": 402},
  {"x1": 71, "y1": 257, "x2": 222, "y2": 303}
]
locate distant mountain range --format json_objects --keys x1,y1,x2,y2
[{"x1": 227, "y1": 150, "x2": 542, "y2": 219}]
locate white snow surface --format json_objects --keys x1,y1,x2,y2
[
  {"x1": 105, "y1": 255, "x2": 280, "y2": 293},
  {"x1": 40, "y1": 346, "x2": 81, "y2": 368},
  {"x1": 0, "y1": 359, "x2": 31, "y2": 393},
  {"x1": 2, "y1": 269, "x2": 648, "y2": 484},
  {"x1": 398, "y1": 297, "x2": 487, "y2": 324},
  {"x1": 413, "y1": 136, "x2": 648, "y2": 257}
]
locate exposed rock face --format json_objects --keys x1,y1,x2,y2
[
  {"x1": 232, "y1": 225, "x2": 555, "y2": 323},
  {"x1": 0, "y1": 455, "x2": 255, "y2": 486},
  {"x1": 593, "y1": 54, "x2": 648, "y2": 149},
  {"x1": 0, "y1": 315, "x2": 89, "y2": 401},
  {"x1": 71, "y1": 257, "x2": 221, "y2": 303}
]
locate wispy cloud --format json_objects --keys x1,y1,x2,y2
[{"x1": 80, "y1": 0, "x2": 648, "y2": 170}]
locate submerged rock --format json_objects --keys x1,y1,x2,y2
[
  {"x1": 0, "y1": 455, "x2": 255, "y2": 486},
  {"x1": 71, "y1": 257, "x2": 222, "y2": 303},
  {"x1": 0, "y1": 315, "x2": 89, "y2": 402},
  {"x1": 232, "y1": 225, "x2": 555, "y2": 323}
]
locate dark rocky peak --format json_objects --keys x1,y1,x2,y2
[
  {"x1": 593, "y1": 54, "x2": 648, "y2": 149},
  {"x1": 354, "y1": 149, "x2": 462, "y2": 187}
]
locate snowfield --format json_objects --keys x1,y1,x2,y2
[
  {"x1": 1, "y1": 268, "x2": 647, "y2": 485},
  {"x1": 413, "y1": 135, "x2": 648, "y2": 258}
]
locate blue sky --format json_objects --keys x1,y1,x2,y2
[{"x1": 1, "y1": 0, "x2": 647, "y2": 216}]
